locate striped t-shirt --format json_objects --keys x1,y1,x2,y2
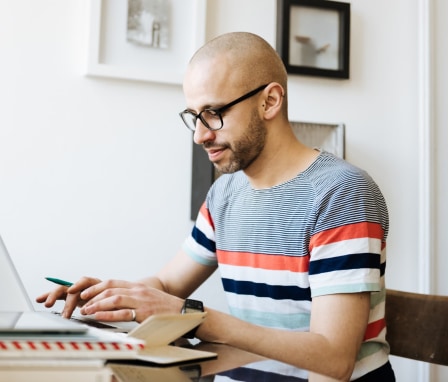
[{"x1": 183, "y1": 151, "x2": 391, "y2": 379}]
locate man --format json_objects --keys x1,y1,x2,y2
[{"x1": 37, "y1": 32, "x2": 394, "y2": 381}]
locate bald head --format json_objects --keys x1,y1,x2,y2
[
  {"x1": 189, "y1": 32, "x2": 287, "y2": 92},
  {"x1": 185, "y1": 32, "x2": 288, "y2": 118}
]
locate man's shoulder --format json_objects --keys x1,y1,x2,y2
[{"x1": 306, "y1": 152, "x2": 373, "y2": 187}]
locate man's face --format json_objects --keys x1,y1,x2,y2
[
  {"x1": 202, "y1": 107, "x2": 267, "y2": 174},
  {"x1": 183, "y1": 59, "x2": 268, "y2": 174}
]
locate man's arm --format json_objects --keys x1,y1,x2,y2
[
  {"x1": 74, "y1": 250, "x2": 216, "y2": 321},
  {"x1": 196, "y1": 292, "x2": 370, "y2": 381},
  {"x1": 139, "y1": 249, "x2": 217, "y2": 298},
  {"x1": 135, "y1": 250, "x2": 370, "y2": 380},
  {"x1": 36, "y1": 250, "x2": 216, "y2": 321}
]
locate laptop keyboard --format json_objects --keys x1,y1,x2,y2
[
  {"x1": 70, "y1": 317, "x2": 118, "y2": 329},
  {"x1": 51, "y1": 312, "x2": 118, "y2": 330}
]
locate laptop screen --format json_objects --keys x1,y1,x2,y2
[
  {"x1": 0, "y1": 235, "x2": 90, "y2": 333},
  {"x1": 0, "y1": 236, "x2": 33, "y2": 312}
]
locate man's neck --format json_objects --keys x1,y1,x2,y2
[{"x1": 244, "y1": 138, "x2": 319, "y2": 190}]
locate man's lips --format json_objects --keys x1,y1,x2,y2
[{"x1": 205, "y1": 146, "x2": 226, "y2": 161}]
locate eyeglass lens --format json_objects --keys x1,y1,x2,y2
[{"x1": 182, "y1": 110, "x2": 222, "y2": 131}]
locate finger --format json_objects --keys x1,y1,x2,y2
[
  {"x1": 92, "y1": 308, "x2": 138, "y2": 323},
  {"x1": 39, "y1": 286, "x2": 68, "y2": 308},
  {"x1": 81, "y1": 285, "x2": 144, "y2": 314},
  {"x1": 67, "y1": 276, "x2": 101, "y2": 295},
  {"x1": 35, "y1": 292, "x2": 50, "y2": 303},
  {"x1": 80, "y1": 280, "x2": 135, "y2": 301},
  {"x1": 58, "y1": 276, "x2": 102, "y2": 315},
  {"x1": 80, "y1": 293, "x2": 135, "y2": 316},
  {"x1": 35, "y1": 278, "x2": 89, "y2": 306},
  {"x1": 61, "y1": 291, "x2": 83, "y2": 319}
]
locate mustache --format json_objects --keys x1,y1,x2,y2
[{"x1": 203, "y1": 142, "x2": 229, "y2": 150}]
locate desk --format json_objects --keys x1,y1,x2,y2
[{"x1": 0, "y1": 342, "x2": 309, "y2": 381}]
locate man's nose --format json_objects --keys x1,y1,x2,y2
[{"x1": 193, "y1": 120, "x2": 216, "y2": 145}]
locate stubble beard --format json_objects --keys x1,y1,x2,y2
[{"x1": 213, "y1": 109, "x2": 267, "y2": 174}]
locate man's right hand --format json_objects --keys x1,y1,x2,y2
[{"x1": 36, "y1": 276, "x2": 101, "y2": 318}]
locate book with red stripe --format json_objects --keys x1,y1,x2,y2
[
  {"x1": 0, "y1": 325, "x2": 145, "y2": 360},
  {"x1": 0, "y1": 312, "x2": 217, "y2": 364}
]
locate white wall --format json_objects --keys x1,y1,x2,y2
[
  {"x1": 0, "y1": 0, "x2": 446, "y2": 380},
  {"x1": 0, "y1": 0, "x2": 198, "y2": 299},
  {"x1": 434, "y1": 0, "x2": 448, "y2": 380}
]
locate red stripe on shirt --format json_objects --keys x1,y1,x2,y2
[
  {"x1": 364, "y1": 318, "x2": 386, "y2": 341},
  {"x1": 217, "y1": 250, "x2": 309, "y2": 272},
  {"x1": 200, "y1": 203, "x2": 215, "y2": 230},
  {"x1": 310, "y1": 222, "x2": 384, "y2": 248}
]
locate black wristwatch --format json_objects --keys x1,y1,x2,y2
[{"x1": 181, "y1": 299, "x2": 204, "y2": 338}]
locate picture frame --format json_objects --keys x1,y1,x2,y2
[
  {"x1": 290, "y1": 121, "x2": 345, "y2": 158},
  {"x1": 86, "y1": 0, "x2": 207, "y2": 85},
  {"x1": 276, "y1": 0, "x2": 350, "y2": 79},
  {"x1": 190, "y1": 121, "x2": 345, "y2": 220}
]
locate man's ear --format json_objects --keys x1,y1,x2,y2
[{"x1": 261, "y1": 83, "x2": 284, "y2": 120}]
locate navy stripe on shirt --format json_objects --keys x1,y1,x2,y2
[
  {"x1": 191, "y1": 226, "x2": 216, "y2": 253},
  {"x1": 309, "y1": 253, "x2": 380, "y2": 275},
  {"x1": 222, "y1": 278, "x2": 312, "y2": 301}
]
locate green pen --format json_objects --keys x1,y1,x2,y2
[{"x1": 45, "y1": 277, "x2": 74, "y2": 287}]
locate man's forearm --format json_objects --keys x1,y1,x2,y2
[{"x1": 138, "y1": 276, "x2": 166, "y2": 291}]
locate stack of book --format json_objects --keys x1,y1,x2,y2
[
  {"x1": 0, "y1": 312, "x2": 217, "y2": 381},
  {"x1": 0, "y1": 325, "x2": 145, "y2": 360},
  {"x1": 0, "y1": 325, "x2": 143, "y2": 382}
]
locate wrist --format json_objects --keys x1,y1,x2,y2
[
  {"x1": 181, "y1": 298, "x2": 204, "y2": 338},
  {"x1": 181, "y1": 298, "x2": 204, "y2": 314}
]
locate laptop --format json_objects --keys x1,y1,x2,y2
[{"x1": 0, "y1": 235, "x2": 136, "y2": 334}]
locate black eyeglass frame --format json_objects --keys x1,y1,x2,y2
[{"x1": 179, "y1": 83, "x2": 270, "y2": 132}]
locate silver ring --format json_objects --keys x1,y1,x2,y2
[{"x1": 130, "y1": 309, "x2": 136, "y2": 321}]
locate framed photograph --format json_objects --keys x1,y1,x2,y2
[
  {"x1": 290, "y1": 121, "x2": 345, "y2": 158},
  {"x1": 190, "y1": 121, "x2": 345, "y2": 220},
  {"x1": 276, "y1": 0, "x2": 350, "y2": 79},
  {"x1": 87, "y1": 0, "x2": 207, "y2": 85}
]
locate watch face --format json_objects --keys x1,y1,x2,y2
[{"x1": 185, "y1": 307, "x2": 200, "y2": 313}]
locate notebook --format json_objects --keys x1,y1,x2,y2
[
  {"x1": 0, "y1": 325, "x2": 145, "y2": 360},
  {"x1": 0, "y1": 312, "x2": 214, "y2": 364}
]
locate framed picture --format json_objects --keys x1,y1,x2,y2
[
  {"x1": 190, "y1": 121, "x2": 345, "y2": 220},
  {"x1": 290, "y1": 121, "x2": 345, "y2": 158},
  {"x1": 87, "y1": 0, "x2": 207, "y2": 85},
  {"x1": 276, "y1": 0, "x2": 350, "y2": 79}
]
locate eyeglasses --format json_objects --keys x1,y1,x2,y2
[{"x1": 179, "y1": 84, "x2": 269, "y2": 132}]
